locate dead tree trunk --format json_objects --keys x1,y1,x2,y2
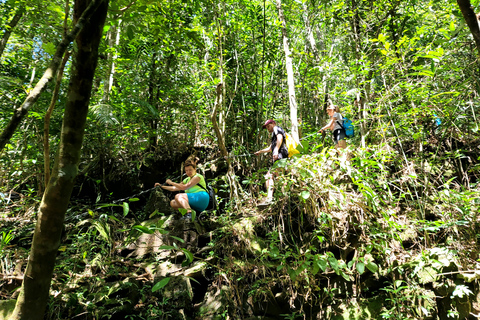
[
  {"x1": 275, "y1": 0, "x2": 299, "y2": 142},
  {"x1": 8, "y1": 0, "x2": 109, "y2": 319}
]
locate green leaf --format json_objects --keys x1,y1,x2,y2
[
  {"x1": 366, "y1": 262, "x2": 378, "y2": 274},
  {"x1": 159, "y1": 245, "x2": 175, "y2": 250},
  {"x1": 152, "y1": 277, "x2": 170, "y2": 292},
  {"x1": 300, "y1": 191, "x2": 310, "y2": 200},
  {"x1": 132, "y1": 225, "x2": 154, "y2": 234},
  {"x1": 182, "y1": 248, "x2": 194, "y2": 266},
  {"x1": 316, "y1": 256, "x2": 328, "y2": 272},
  {"x1": 328, "y1": 257, "x2": 339, "y2": 272},
  {"x1": 356, "y1": 262, "x2": 365, "y2": 275},
  {"x1": 169, "y1": 236, "x2": 185, "y2": 243},
  {"x1": 312, "y1": 261, "x2": 319, "y2": 275},
  {"x1": 42, "y1": 42, "x2": 56, "y2": 55},
  {"x1": 341, "y1": 271, "x2": 351, "y2": 281},
  {"x1": 123, "y1": 202, "x2": 129, "y2": 217}
]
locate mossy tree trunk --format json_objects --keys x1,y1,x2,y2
[{"x1": 8, "y1": 0, "x2": 109, "y2": 319}]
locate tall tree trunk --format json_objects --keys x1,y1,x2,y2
[
  {"x1": 302, "y1": 2, "x2": 319, "y2": 64},
  {"x1": 457, "y1": 0, "x2": 480, "y2": 57},
  {"x1": 8, "y1": 0, "x2": 108, "y2": 319},
  {"x1": 350, "y1": 0, "x2": 367, "y2": 147},
  {"x1": 213, "y1": 5, "x2": 242, "y2": 205},
  {"x1": 0, "y1": 0, "x2": 105, "y2": 152},
  {"x1": 103, "y1": 19, "x2": 122, "y2": 102},
  {"x1": 275, "y1": 0, "x2": 299, "y2": 142},
  {"x1": 0, "y1": 5, "x2": 26, "y2": 60}
]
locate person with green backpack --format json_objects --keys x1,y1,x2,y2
[{"x1": 319, "y1": 105, "x2": 348, "y2": 149}]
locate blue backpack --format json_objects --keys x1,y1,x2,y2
[{"x1": 338, "y1": 117, "x2": 354, "y2": 138}]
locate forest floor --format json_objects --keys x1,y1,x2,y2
[{"x1": 1, "y1": 145, "x2": 480, "y2": 320}]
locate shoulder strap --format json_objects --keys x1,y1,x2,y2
[{"x1": 195, "y1": 174, "x2": 208, "y2": 191}]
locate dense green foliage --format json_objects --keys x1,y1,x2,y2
[{"x1": 1, "y1": 0, "x2": 480, "y2": 319}]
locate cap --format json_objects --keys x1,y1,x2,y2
[
  {"x1": 327, "y1": 105, "x2": 335, "y2": 110},
  {"x1": 262, "y1": 119, "x2": 275, "y2": 128}
]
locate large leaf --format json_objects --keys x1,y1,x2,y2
[{"x1": 152, "y1": 277, "x2": 170, "y2": 292}]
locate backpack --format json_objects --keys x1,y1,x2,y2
[
  {"x1": 338, "y1": 117, "x2": 354, "y2": 138},
  {"x1": 198, "y1": 182, "x2": 217, "y2": 211},
  {"x1": 285, "y1": 133, "x2": 300, "y2": 157}
]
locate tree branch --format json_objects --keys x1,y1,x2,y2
[
  {"x1": 457, "y1": 0, "x2": 480, "y2": 57},
  {"x1": 0, "y1": 0, "x2": 107, "y2": 152}
]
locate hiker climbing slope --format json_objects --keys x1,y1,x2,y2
[
  {"x1": 254, "y1": 119, "x2": 288, "y2": 207},
  {"x1": 319, "y1": 105, "x2": 347, "y2": 149}
]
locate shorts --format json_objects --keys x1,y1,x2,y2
[
  {"x1": 187, "y1": 191, "x2": 209, "y2": 212},
  {"x1": 332, "y1": 129, "x2": 346, "y2": 145}
]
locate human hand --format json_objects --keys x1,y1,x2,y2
[
  {"x1": 166, "y1": 179, "x2": 173, "y2": 185},
  {"x1": 154, "y1": 183, "x2": 161, "y2": 188},
  {"x1": 272, "y1": 150, "x2": 278, "y2": 161}
]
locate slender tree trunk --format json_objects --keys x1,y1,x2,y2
[
  {"x1": 0, "y1": 0, "x2": 106, "y2": 152},
  {"x1": 103, "y1": 19, "x2": 122, "y2": 102},
  {"x1": 275, "y1": 0, "x2": 299, "y2": 142},
  {"x1": 0, "y1": 6, "x2": 26, "y2": 60},
  {"x1": 350, "y1": 0, "x2": 367, "y2": 147},
  {"x1": 8, "y1": 0, "x2": 109, "y2": 319},
  {"x1": 44, "y1": 0, "x2": 71, "y2": 187},
  {"x1": 457, "y1": 0, "x2": 480, "y2": 57},
  {"x1": 44, "y1": 51, "x2": 70, "y2": 186},
  {"x1": 302, "y1": 2, "x2": 319, "y2": 64},
  {"x1": 213, "y1": 6, "x2": 242, "y2": 204}
]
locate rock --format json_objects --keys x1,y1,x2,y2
[
  {"x1": 0, "y1": 300, "x2": 16, "y2": 320},
  {"x1": 329, "y1": 297, "x2": 383, "y2": 320},
  {"x1": 144, "y1": 189, "x2": 175, "y2": 216},
  {"x1": 158, "y1": 276, "x2": 194, "y2": 319},
  {"x1": 196, "y1": 285, "x2": 231, "y2": 320}
]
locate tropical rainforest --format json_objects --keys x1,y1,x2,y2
[{"x1": 1, "y1": 0, "x2": 480, "y2": 319}]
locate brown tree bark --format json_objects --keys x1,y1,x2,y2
[
  {"x1": 457, "y1": 0, "x2": 480, "y2": 57},
  {"x1": 0, "y1": 5, "x2": 26, "y2": 60},
  {"x1": 0, "y1": 0, "x2": 106, "y2": 152},
  {"x1": 8, "y1": 0, "x2": 109, "y2": 319}
]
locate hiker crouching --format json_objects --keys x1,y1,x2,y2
[{"x1": 154, "y1": 159, "x2": 208, "y2": 219}]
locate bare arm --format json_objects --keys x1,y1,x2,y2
[
  {"x1": 165, "y1": 176, "x2": 200, "y2": 191},
  {"x1": 319, "y1": 118, "x2": 335, "y2": 132},
  {"x1": 254, "y1": 146, "x2": 272, "y2": 155}
]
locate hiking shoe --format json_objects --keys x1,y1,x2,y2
[{"x1": 181, "y1": 212, "x2": 192, "y2": 220}]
